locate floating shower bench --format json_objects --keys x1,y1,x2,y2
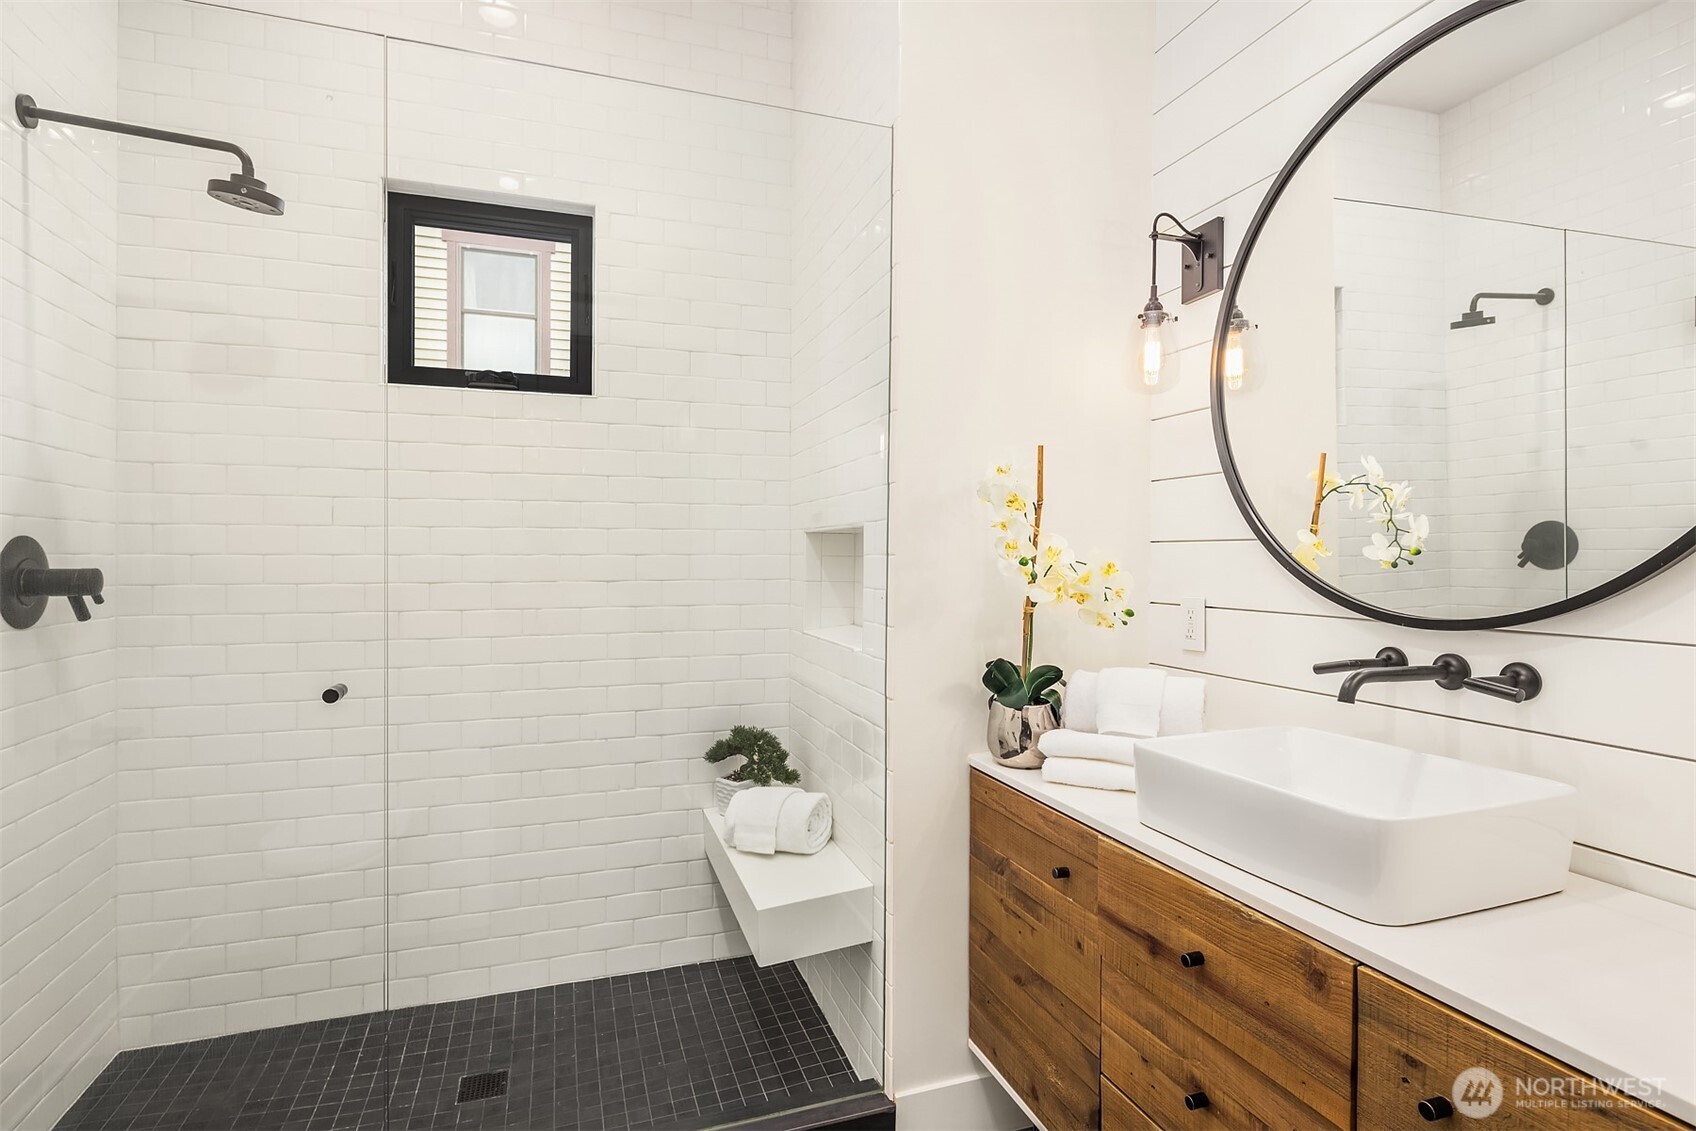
[{"x1": 701, "y1": 808, "x2": 876, "y2": 966}]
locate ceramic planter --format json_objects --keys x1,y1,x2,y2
[
  {"x1": 986, "y1": 698, "x2": 1057, "y2": 769},
  {"x1": 714, "y1": 776, "x2": 757, "y2": 814}
]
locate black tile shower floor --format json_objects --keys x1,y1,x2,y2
[{"x1": 56, "y1": 957, "x2": 864, "y2": 1131}]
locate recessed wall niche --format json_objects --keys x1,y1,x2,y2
[{"x1": 804, "y1": 528, "x2": 864, "y2": 649}]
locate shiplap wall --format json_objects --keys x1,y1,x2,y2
[{"x1": 1148, "y1": 0, "x2": 1696, "y2": 907}]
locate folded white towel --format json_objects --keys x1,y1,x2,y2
[
  {"x1": 1097, "y1": 667, "x2": 1167, "y2": 738},
  {"x1": 723, "y1": 786, "x2": 832, "y2": 855},
  {"x1": 1062, "y1": 670, "x2": 1099, "y2": 733},
  {"x1": 774, "y1": 790, "x2": 832, "y2": 855},
  {"x1": 723, "y1": 786, "x2": 796, "y2": 855},
  {"x1": 1042, "y1": 757, "x2": 1137, "y2": 792},
  {"x1": 1160, "y1": 675, "x2": 1206, "y2": 736},
  {"x1": 1038, "y1": 728, "x2": 1139, "y2": 767}
]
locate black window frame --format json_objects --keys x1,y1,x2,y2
[{"x1": 386, "y1": 191, "x2": 594, "y2": 395}]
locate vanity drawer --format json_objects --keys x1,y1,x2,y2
[
  {"x1": 1104, "y1": 962, "x2": 1347, "y2": 1131},
  {"x1": 1358, "y1": 968, "x2": 1689, "y2": 1130},
  {"x1": 1102, "y1": 1075, "x2": 1161, "y2": 1131},
  {"x1": 1098, "y1": 839, "x2": 1356, "y2": 1129},
  {"x1": 970, "y1": 770, "x2": 1102, "y2": 1130},
  {"x1": 971, "y1": 772, "x2": 1099, "y2": 909}
]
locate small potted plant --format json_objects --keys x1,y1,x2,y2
[{"x1": 705, "y1": 725, "x2": 802, "y2": 813}]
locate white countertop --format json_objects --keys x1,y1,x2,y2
[{"x1": 970, "y1": 754, "x2": 1696, "y2": 1124}]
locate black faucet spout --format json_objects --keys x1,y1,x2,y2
[{"x1": 1337, "y1": 653, "x2": 1470, "y2": 702}]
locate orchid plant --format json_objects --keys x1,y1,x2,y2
[
  {"x1": 977, "y1": 449, "x2": 1134, "y2": 712},
  {"x1": 1295, "y1": 455, "x2": 1430, "y2": 571}
]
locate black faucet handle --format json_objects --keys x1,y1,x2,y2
[
  {"x1": 1314, "y1": 646, "x2": 1408, "y2": 674},
  {"x1": 1463, "y1": 662, "x2": 1542, "y2": 703}
]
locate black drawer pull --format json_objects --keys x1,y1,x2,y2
[
  {"x1": 1184, "y1": 1091, "x2": 1210, "y2": 1111},
  {"x1": 1050, "y1": 866, "x2": 1070, "y2": 879},
  {"x1": 1179, "y1": 950, "x2": 1205, "y2": 968},
  {"x1": 1418, "y1": 1096, "x2": 1454, "y2": 1121}
]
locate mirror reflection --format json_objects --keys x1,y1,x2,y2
[{"x1": 1224, "y1": 0, "x2": 1694, "y2": 621}]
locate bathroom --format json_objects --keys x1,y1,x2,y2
[{"x1": 1, "y1": 1, "x2": 1690, "y2": 1129}]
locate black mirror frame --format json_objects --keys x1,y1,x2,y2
[{"x1": 1210, "y1": 0, "x2": 1696, "y2": 631}]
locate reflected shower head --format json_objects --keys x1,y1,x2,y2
[
  {"x1": 17, "y1": 94, "x2": 284, "y2": 218},
  {"x1": 207, "y1": 173, "x2": 285, "y2": 215},
  {"x1": 1451, "y1": 287, "x2": 1555, "y2": 330}
]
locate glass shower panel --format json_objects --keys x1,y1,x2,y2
[{"x1": 383, "y1": 38, "x2": 890, "y2": 1129}]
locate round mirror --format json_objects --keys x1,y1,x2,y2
[{"x1": 1214, "y1": 0, "x2": 1695, "y2": 629}]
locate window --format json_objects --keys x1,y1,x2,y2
[{"x1": 387, "y1": 192, "x2": 593, "y2": 394}]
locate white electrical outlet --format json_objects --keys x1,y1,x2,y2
[{"x1": 1180, "y1": 597, "x2": 1206, "y2": 652}]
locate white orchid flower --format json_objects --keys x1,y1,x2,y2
[
  {"x1": 1363, "y1": 532, "x2": 1400, "y2": 568},
  {"x1": 1292, "y1": 527, "x2": 1331, "y2": 571},
  {"x1": 1360, "y1": 455, "x2": 1385, "y2": 485},
  {"x1": 1306, "y1": 466, "x2": 1342, "y2": 494}
]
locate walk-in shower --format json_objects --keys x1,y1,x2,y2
[
  {"x1": 14, "y1": 93, "x2": 285, "y2": 215},
  {"x1": 2, "y1": 2, "x2": 892, "y2": 1127}
]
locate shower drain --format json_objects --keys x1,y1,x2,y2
[{"x1": 455, "y1": 1070, "x2": 509, "y2": 1104}]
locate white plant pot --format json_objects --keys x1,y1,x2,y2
[{"x1": 714, "y1": 776, "x2": 756, "y2": 815}]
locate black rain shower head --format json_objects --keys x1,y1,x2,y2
[
  {"x1": 16, "y1": 94, "x2": 284, "y2": 217},
  {"x1": 1450, "y1": 287, "x2": 1554, "y2": 330},
  {"x1": 206, "y1": 173, "x2": 284, "y2": 216}
]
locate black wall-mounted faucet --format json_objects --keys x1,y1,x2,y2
[
  {"x1": 1328, "y1": 652, "x2": 1470, "y2": 703},
  {"x1": 2, "y1": 535, "x2": 105, "y2": 628}
]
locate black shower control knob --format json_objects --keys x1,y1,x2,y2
[
  {"x1": 1179, "y1": 950, "x2": 1205, "y2": 968},
  {"x1": 1418, "y1": 1095, "x2": 1454, "y2": 1121},
  {"x1": 322, "y1": 683, "x2": 347, "y2": 704}
]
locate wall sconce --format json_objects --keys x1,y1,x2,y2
[
  {"x1": 1133, "y1": 212, "x2": 1224, "y2": 393},
  {"x1": 1222, "y1": 305, "x2": 1257, "y2": 392}
]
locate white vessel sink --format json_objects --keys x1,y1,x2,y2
[{"x1": 1134, "y1": 727, "x2": 1577, "y2": 925}]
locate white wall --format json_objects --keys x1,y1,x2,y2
[
  {"x1": 1147, "y1": 0, "x2": 1696, "y2": 908},
  {"x1": 0, "y1": 2, "x2": 123, "y2": 1127},
  {"x1": 887, "y1": 2, "x2": 1152, "y2": 1123}
]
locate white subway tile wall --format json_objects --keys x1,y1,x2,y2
[
  {"x1": 1148, "y1": 0, "x2": 1696, "y2": 908},
  {"x1": 112, "y1": 2, "x2": 389, "y2": 1049},
  {"x1": 787, "y1": 102, "x2": 891, "y2": 1077},
  {"x1": 383, "y1": 34, "x2": 795, "y2": 1004},
  {"x1": 0, "y1": 0, "x2": 895, "y2": 1101},
  {"x1": 0, "y1": 2, "x2": 123, "y2": 1128},
  {"x1": 212, "y1": 0, "x2": 796, "y2": 111}
]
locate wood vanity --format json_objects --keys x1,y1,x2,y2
[{"x1": 968, "y1": 770, "x2": 1691, "y2": 1131}]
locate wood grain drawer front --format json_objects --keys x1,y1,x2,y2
[
  {"x1": 970, "y1": 967, "x2": 1100, "y2": 1131},
  {"x1": 1358, "y1": 968, "x2": 1690, "y2": 1130},
  {"x1": 971, "y1": 772, "x2": 1099, "y2": 909},
  {"x1": 1103, "y1": 1075, "x2": 1162, "y2": 1131},
  {"x1": 1103, "y1": 962, "x2": 1347, "y2": 1131},
  {"x1": 1098, "y1": 839, "x2": 1356, "y2": 1129}
]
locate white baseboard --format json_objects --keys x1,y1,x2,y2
[{"x1": 896, "y1": 1054, "x2": 1031, "y2": 1130}]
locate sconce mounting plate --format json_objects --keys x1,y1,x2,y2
[{"x1": 1180, "y1": 216, "x2": 1224, "y2": 304}]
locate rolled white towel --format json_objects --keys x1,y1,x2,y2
[
  {"x1": 1063, "y1": 670, "x2": 1099, "y2": 733},
  {"x1": 1160, "y1": 675, "x2": 1206, "y2": 736},
  {"x1": 1042, "y1": 757, "x2": 1137, "y2": 792},
  {"x1": 1097, "y1": 667, "x2": 1167, "y2": 738},
  {"x1": 723, "y1": 786, "x2": 798, "y2": 855},
  {"x1": 1037, "y1": 728, "x2": 1139, "y2": 767},
  {"x1": 775, "y1": 790, "x2": 832, "y2": 855}
]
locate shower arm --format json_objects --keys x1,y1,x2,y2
[
  {"x1": 15, "y1": 95, "x2": 255, "y2": 178},
  {"x1": 1463, "y1": 288, "x2": 1556, "y2": 315}
]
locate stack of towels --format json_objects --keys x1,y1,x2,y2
[
  {"x1": 1036, "y1": 667, "x2": 1204, "y2": 793},
  {"x1": 722, "y1": 786, "x2": 834, "y2": 855}
]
